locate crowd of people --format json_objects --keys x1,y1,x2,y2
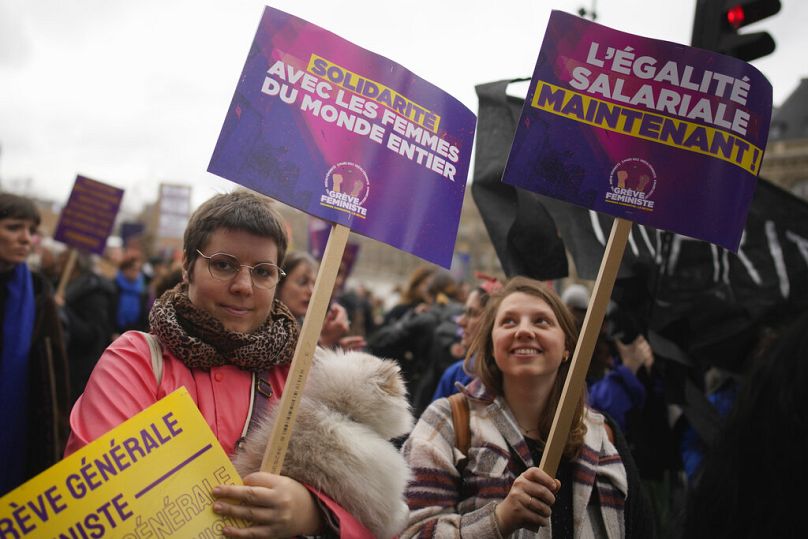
[{"x1": 1, "y1": 189, "x2": 805, "y2": 537}]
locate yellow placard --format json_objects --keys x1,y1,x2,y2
[{"x1": 0, "y1": 388, "x2": 246, "y2": 537}]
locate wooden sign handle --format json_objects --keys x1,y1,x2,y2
[
  {"x1": 261, "y1": 223, "x2": 350, "y2": 473},
  {"x1": 55, "y1": 249, "x2": 78, "y2": 300},
  {"x1": 539, "y1": 217, "x2": 632, "y2": 476}
]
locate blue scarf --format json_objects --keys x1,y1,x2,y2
[
  {"x1": 0, "y1": 263, "x2": 35, "y2": 494},
  {"x1": 116, "y1": 271, "x2": 145, "y2": 329}
]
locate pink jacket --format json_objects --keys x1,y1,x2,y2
[{"x1": 66, "y1": 331, "x2": 373, "y2": 538}]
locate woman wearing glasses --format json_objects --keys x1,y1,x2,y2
[{"x1": 66, "y1": 191, "x2": 373, "y2": 538}]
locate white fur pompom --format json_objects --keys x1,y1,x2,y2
[{"x1": 232, "y1": 348, "x2": 414, "y2": 538}]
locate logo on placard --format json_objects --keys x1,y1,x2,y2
[
  {"x1": 604, "y1": 158, "x2": 656, "y2": 212},
  {"x1": 320, "y1": 162, "x2": 369, "y2": 219}
]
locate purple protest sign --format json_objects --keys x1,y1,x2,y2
[
  {"x1": 503, "y1": 10, "x2": 773, "y2": 252},
  {"x1": 120, "y1": 222, "x2": 145, "y2": 244},
  {"x1": 209, "y1": 7, "x2": 476, "y2": 268},
  {"x1": 53, "y1": 175, "x2": 124, "y2": 255}
]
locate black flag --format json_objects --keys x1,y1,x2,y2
[{"x1": 471, "y1": 80, "x2": 568, "y2": 280}]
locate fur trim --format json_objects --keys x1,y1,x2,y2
[{"x1": 233, "y1": 348, "x2": 414, "y2": 538}]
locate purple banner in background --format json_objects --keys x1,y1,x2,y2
[
  {"x1": 308, "y1": 217, "x2": 360, "y2": 290},
  {"x1": 53, "y1": 175, "x2": 124, "y2": 255},
  {"x1": 307, "y1": 217, "x2": 331, "y2": 260},
  {"x1": 120, "y1": 222, "x2": 146, "y2": 245},
  {"x1": 209, "y1": 7, "x2": 476, "y2": 268},
  {"x1": 503, "y1": 10, "x2": 772, "y2": 252}
]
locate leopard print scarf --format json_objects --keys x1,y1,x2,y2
[{"x1": 149, "y1": 284, "x2": 299, "y2": 372}]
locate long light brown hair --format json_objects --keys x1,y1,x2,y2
[{"x1": 465, "y1": 276, "x2": 586, "y2": 457}]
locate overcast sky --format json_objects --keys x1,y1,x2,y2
[{"x1": 1, "y1": 0, "x2": 804, "y2": 214}]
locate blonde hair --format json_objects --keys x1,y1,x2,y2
[{"x1": 466, "y1": 276, "x2": 586, "y2": 457}]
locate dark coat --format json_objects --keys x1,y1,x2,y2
[
  {"x1": 1, "y1": 271, "x2": 72, "y2": 490},
  {"x1": 63, "y1": 272, "x2": 115, "y2": 402},
  {"x1": 369, "y1": 301, "x2": 462, "y2": 402}
]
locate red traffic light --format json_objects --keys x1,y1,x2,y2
[
  {"x1": 693, "y1": 0, "x2": 783, "y2": 61},
  {"x1": 724, "y1": 0, "x2": 781, "y2": 30},
  {"x1": 726, "y1": 5, "x2": 746, "y2": 29}
]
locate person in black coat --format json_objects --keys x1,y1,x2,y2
[
  {"x1": 56, "y1": 251, "x2": 115, "y2": 403},
  {"x1": 369, "y1": 270, "x2": 463, "y2": 406},
  {"x1": 0, "y1": 193, "x2": 70, "y2": 495},
  {"x1": 683, "y1": 312, "x2": 808, "y2": 538}
]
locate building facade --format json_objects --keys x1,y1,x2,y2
[{"x1": 760, "y1": 78, "x2": 808, "y2": 198}]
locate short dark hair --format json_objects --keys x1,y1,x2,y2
[
  {"x1": 0, "y1": 193, "x2": 41, "y2": 227},
  {"x1": 183, "y1": 190, "x2": 288, "y2": 279}
]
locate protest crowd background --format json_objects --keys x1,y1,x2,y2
[{"x1": 3, "y1": 17, "x2": 808, "y2": 539}]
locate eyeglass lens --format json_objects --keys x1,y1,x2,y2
[{"x1": 206, "y1": 253, "x2": 281, "y2": 289}]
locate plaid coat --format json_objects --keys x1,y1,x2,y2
[{"x1": 402, "y1": 379, "x2": 630, "y2": 538}]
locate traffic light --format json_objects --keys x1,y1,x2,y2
[{"x1": 691, "y1": 0, "x2": 781, "y2": 61}]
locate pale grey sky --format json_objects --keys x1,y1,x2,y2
[{"x1": 1, "y1": 0, "x2": 804, "y2": 213}]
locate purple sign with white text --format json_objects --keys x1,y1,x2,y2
[
  {"x1": 503, "y1": 10, "x2": 772, "y2": 251},
  {"x1": 209, "y1": 7, "x2": 476, "y2": 268},
  {"x1": 53, "y1": 175, "x2": 124, "y2": 255}
]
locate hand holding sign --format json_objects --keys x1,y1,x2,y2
[
  {"x1": 502, "y1": 11, "x2": 772, "y2": 476},
  {"x1": 0, "y1": 389, "x2": 248, "y2": 537},
  {"x1": 211, "y1": 472, "x2": 324, "y2": 537}
]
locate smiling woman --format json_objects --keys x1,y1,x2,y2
[
  {"x1": 65, "y1": 190, "x2": 376, "y2": 538},
  {"x1": 402, "y1": 276, "x2": 655, "y2": 538},
  {"x1": 491, "y1": 291, "x2": 570, "y2": 384},
  {"x1": 470, "y1": 278, "x2": 581, "y2": 448}
]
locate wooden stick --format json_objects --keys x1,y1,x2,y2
[
  {"x1": 261, "y1": 222, "x2": 350, "y2": 473},
  {"x1": 539, "y1": 217, "x2": 632, "y2": 477},
  {"x1": 55, "y1": 249, "x2": 78, "y2": 300}
]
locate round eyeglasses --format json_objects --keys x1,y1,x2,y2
[{"x1": 196, "y1": 249, "x2": 286, "y2": 290}]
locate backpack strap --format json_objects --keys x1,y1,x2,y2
[
  {"x1": 448, "y1": 392, "x2": 470, "y2": 456},
  {"x1": 134, "y1": 331, "x2": 269, "y2": 453},
  {"x1": 236, "y1": 370, "x2": 276, "y2": 453},
  {"x1": 138, "y1": 332, "x2": 164, "y2": 386}
]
